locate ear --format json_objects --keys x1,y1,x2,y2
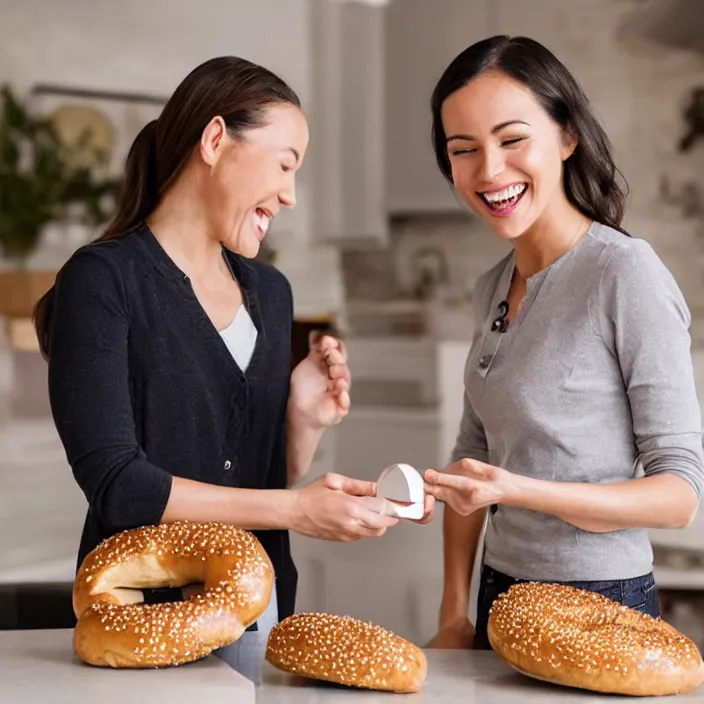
[
  {"x1": 199, "y1": 116, "x2": 228, "y2": 166},
  {"x1": 560, "y1": 124, "x2": 578, "y2": 161}
]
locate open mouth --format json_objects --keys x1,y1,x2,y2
[
  {"x1": 478, "y1": 183, "x2": 528, "y2": 215},
  {"x1": 255, "y1": 208, "x2": 272, "y2": 238}
]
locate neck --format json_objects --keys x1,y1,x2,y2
[
  {"x1": 512, "y1": 198, "x2": 591, "y2": 280},
  {"x1": 146, "y1": 171, "x2": 224, "y2": 279}
]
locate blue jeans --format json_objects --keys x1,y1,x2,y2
[{"x1": 474, "y1": 565, "x2": 661, "y2": 651}]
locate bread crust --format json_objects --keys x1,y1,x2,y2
[
  {"x1": 266, "y1": 613, "x2": 427, "y2": 693},
  {"x1": 488, "y1": 582, "x2": 704, "y2": 696},
  {"x1": 72, "y1": 521, "x2": 274, "y2": 668}
]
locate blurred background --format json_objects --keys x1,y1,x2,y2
[{"x1": 1, "y1": 0, "x2": 704, "y2": 649}]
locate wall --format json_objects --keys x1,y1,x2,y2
[
  {"x1": 345, "y1": 0, "x2": 704, "y2": 341},
  {"x1": 0, "y1": 0, "x2": 311, "y2": 97},
  {"x1": 0, "y1": 0, "x2": 344, "y2": 317}
]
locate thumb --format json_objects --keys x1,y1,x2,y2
[
  {"x1": 424, "y1": 468, "x2": 441, "y2": 483},
  {"x1": 460, "y1": 459, "x2": 491, "y2": 479},
  {"x1": 324, "y1": 473, "x2": 377, "y2": 497}
]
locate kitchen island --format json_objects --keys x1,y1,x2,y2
[
  {"x1": 257, "y1": 649, "x2": 704, "y2": 703},
  {"x1": 0, "y1": 628, "x2": 254, "y2": 703},
  {"x1": 3, "y1": 628, "x2": 704, "y2": 703}
]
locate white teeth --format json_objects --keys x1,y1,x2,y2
[
  {"x1": 482, "y1": 184, "x2": 526, "y2": 203},
  {"x1": 255, "y1": 211, "x2": 271, "y2": 234}
]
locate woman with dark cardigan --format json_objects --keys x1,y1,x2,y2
[{"x1": 33, "y1": 56, "x2": 426, "y2": 680}]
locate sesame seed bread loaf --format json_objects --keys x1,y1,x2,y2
[
  {"x1": 488, "y1": 582, "x2": 704, "y2": 696},
  {"x1": 265, "y1": 613, "x2": 427, "y2": 693},
  {"x1": 72, "y1": 521, "x2": 274, "y2": 668}
]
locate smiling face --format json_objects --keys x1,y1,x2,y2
[
  {"x1": 441, "y1": 70, "x2": 576, "y2": 241},
  {"x1": 199, "y1": 103, "x2": 309, "y2": 258}
]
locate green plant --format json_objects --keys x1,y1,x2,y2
[{"x1": 0, "y1": 84, "x2": 122, "y2": 264}]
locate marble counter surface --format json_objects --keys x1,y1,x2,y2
[
  {"x1": 257, "y1": 649, "x2": 704, "y2": 703},
  {"x1": 0, "y1": 629, "x2": 254, "y2": 704},
  {"x1": 2, "y1": 628, "x2": 704, "y2": 703}
]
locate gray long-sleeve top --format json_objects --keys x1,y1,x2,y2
[{"x1": 452, "y1": 221, "x2": 704, "y2": 581}]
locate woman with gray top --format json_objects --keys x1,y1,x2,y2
[{"x1": 422, "y1": 35, "x2": 704, "y2": 651}]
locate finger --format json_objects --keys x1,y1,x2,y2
[
  {"x1": 425, "y1": 471, "x2": 473, "y2": 490},
  {"x1": 423, "y1": 483, "x2": 455, "y2": 505},
  {"x1": 457, "y1": 458, "x2": 492, "y2": 479},
  {"x1": 318, "y1": 334, "x2": 342, "y2": 356},
  {"x1": 408, "y1": 494, "x2": 436, "y2": 525},
  {"x1": 325, "y1": 473, "x2": 377, "y2": 497},
  {"x1": 331, "y1": 377, "x2": 350, "y2": 393},
  {"x1": 335, "y1": 338, "x2": 348, "y2": 362},
  {"x1": 336, "y1": 390, "x2": 351, "y2": 412},
  {"x1": 323, "y1": 347, "x2": 345, "y2": 365},
  {"x1": 326, "y1": 363, "x2": 349, "y2": 382},
  {"x1": 308, "y1": 329, "x2": 327, "y2": 350},
  {"x1": 354, "y1": 508, "x2": 399, "y2": 531}
]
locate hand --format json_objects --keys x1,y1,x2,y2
[
  {"x1": 423, "y1": 458, "x2": 514, "y2": 516},
  {"x1": 289, "y1": 333, "x2": 350, "y2": 429},
  {"x1": 291, "y1": 472, "x2": 399, "y2": 541},
  {"x1": 365, "y1": 492, "x2": 436, "y2": 524},
  {"x1": 410, "y1": 492, "x2": 437, "y2": 525},
  {"x1": 425, "y1": 619, "x2": 475, "y2": 649}
]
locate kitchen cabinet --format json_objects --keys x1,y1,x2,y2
[
  {"x1": 385, "y1": 0, "x2": 491, "y2": 214},
  {"x1": 306, "y1": 0, "x2": 388, "y2": 246}
]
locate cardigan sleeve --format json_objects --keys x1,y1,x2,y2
[
  {"x1": 48, "y1": 247, "x2": 173, "y2": 534},
  {"x1": 594, "y1": 239, "x2": 704, "y2": 500}
]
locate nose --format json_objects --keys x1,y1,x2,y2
[
  {"x1": 279, "y1": 179, "x2": 296, "y2": 208},
  {"x1": 479, "y1": 146, "x2": 505, "y2": 182}
]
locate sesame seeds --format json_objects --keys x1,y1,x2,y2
[
  {"x1": 487, "y1": 582, "x2": 704, "y2": 696},
  {"x1": 72, "y1": 521, "x2": 274, "y2": 668},
  {"x1": 265, "y1": 612, "x2": 427, "y2": 693}
]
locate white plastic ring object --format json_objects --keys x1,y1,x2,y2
[{"x1": 375, "y1": 463, "x2": 425, "y2": 520}]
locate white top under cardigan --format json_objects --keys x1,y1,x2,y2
[{"x1": 219, "y1": 305, "x2": 257, "y2": 372}]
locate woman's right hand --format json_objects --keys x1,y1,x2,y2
[
  {"x1": 425, "y1": 618, "x2": 476, "y2": 649},
  {"x1": 291, "y1": 472, "x2": 399, "y2": 541}
]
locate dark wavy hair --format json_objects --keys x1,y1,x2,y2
[
  {"x1": 431, "y1": 35, "x2": 629, "y2": 233},
  {"x1": 33, "y1": 56, "x2": 300, "y2": 359}
]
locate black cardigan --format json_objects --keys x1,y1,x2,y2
[{"x1": 48, "y1": 225, "x2": 298, "y2": 619}]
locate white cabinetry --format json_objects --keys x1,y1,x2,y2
[
  {"x1": 385, "y1": 0, "x2": 491, "y2": 214},
  {"x1": 307, "y1": 0, "x2": 388, "y2": 246}
]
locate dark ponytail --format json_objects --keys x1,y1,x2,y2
[
  {"x1": 33, "y1": 56, "x2": 300, "y2": 359},
  {"x1": 431, "y1": 35, "x2": 629, "y2": 234},
  {"x1": 98, "y1": 120, "x2": 158, "y2": 242}
]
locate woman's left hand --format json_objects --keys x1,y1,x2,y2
[
  {"x1": 289, "y1": 333, "x2": 351, "y2": 429},
  {"x1": 423, "y1": 458, "x2": 515, "y2": 516}
]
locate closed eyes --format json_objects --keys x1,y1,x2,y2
[{"x1": 450, "y1": 136, "x2": 528, "y2": 157}]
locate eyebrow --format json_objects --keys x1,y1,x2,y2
[{"x1": 446, "y1": 120, "x2": 530, "y2": 143}]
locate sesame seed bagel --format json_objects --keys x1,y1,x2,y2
[
  {"x1": 488, "y1": 582, "x2": 704, "y2": 696},
  {"x1": 72, "y1": 521, "x2": 274, "y2": 668},
  {"x1": 265, "y1": 613, "x2": 427, "y2": 693}
]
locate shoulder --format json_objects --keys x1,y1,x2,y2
[
  {"x1": 589, "y1": 222, "x2": 682, "y2": 299},
  {"x1": 55, "y1": 236, "x2": 134, "y2": 296},
  {"x1": 587, "y1": 222, "x2": 690, "y2": 331}
]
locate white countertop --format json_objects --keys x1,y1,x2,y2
[
  {"x1": 0, "y1": 629, "x2": 254, "y2": 704},
  {"x1": 257, "y1": 649, "x2": 704, "y2": 703},
  {"x1": 3, "y1": 629, "x2": 703, "y2": 703}
]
